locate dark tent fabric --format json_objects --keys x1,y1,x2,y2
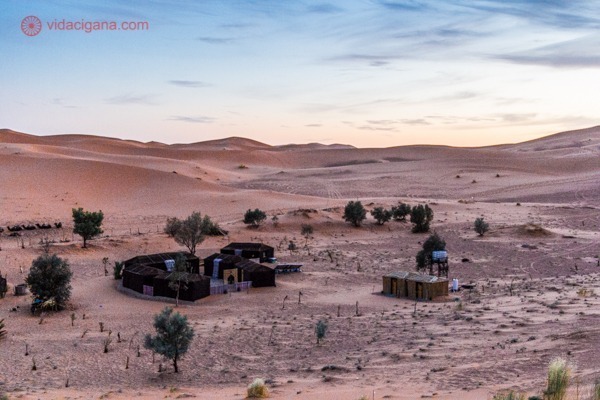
[
  {"x1": 236, "y1": 259, "x2": 276, "y2": 287},
  {"x1": 220, "y1": 242, "x2": 274, "y2": 262},
  {"x1": 152, "y1": 273, "x2": 210, "y2": 301},
  {"x1": 0, "y1": 276, "x2": 7, "y2": 297},
  {"x1": 122, "y1": 265, "x2": 161, "y2": 294},
  {"x1": 123, "y1": 252, "x2": 200, "y2": 274},
  {"x1": 203, "y1": 253, "x2": 243, "y2": 279}
]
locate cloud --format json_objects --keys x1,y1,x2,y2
[
  {"x1": 305, "y1": 123, "x2": 322, "y2": 127},
  {"x1": 104, "y1": 93, "x2": 157, "y2": 105},
  {"x1": 196, "y1": 36, "x2": 234, "y2": 44},
  {"x1": 168, "y1": 80, "x2": 210, "y2": 88},
  {"x1": 378, "y1": 1, "x2": 429, "y2": 12},
  {"x1": 496, "y1": 35, "x2": 600, "y2": 68},
  {"x1": 496, "y1": 113, "x2": 537, "y2": 123},
  {"x1": 401, "y1": 118, "x2": 430, "y2": 125},
  {"x1": 307, "y1": 3, "x2": 344, "y2": 14},
  {"x1": 169, "y1": 115, "x2": 215, "y2": 123}
]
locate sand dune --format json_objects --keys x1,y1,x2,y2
[{"x1": 0, "y1": 127, "x2": 599, "y2": 399}]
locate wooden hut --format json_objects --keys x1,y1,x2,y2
[
  {"x1": 123, "y1": 252, "x2": 200, "y2": 274},
  {"x1": 220, "y1": 242, "x2": 275, "y2": 262},
  {"x1": 383, "y1": 271, "x2": 448, "y2": 301}
]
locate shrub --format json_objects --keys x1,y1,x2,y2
[
  {"x1": 391, "y1": 203, "x2": 411, "y2": 221},
  {"x1": 315, "y1": 320, "x2": 328, "y2": 345},
  {"x1": 72, "y1": 208, "x2": 104, "y2": 248},
  {"x1": 247, "y1": 378, "x2": 269, "y2": 398},
  {"x1": 410, "y1": 204, "x2": 433, "y2": 233},
  {"x1": 164, "y1": 217, "x2": 182, "y2": 237},
  {"x1": 474, "y1": 217, "x2": 490, "y2": 236},
  {"x1": 544, "y1": 357, "x2": 570, "y2": 400},
  {"x1": 301, "y1": 224, "x2": 313, "y2": 237},
  {"x1": 144, "y1": 307, "x2": 194, "y2": 373},
  {"x1": 26, "y1": 254, "x2": 72, "y2": 310},
  {"x1": 371, "y1": 207, "x2": 392, "y2": 225},
  {"x1": 113, "y1": 261, "x2": 124, "y2": 280},
  {"x1": 416, "y1": 233, "x2": 446, "y2": 271},
  {"x1": 244, "y1": 209, "x2": 267, "y2": 227},
  {"x1": 343, "y1": 201, "x2": 367, "y2": 227},
  {"x1": 492, "y1": 392, "x2": 526, "y2": 400}
]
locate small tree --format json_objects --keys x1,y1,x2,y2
[
  {"x1": 416, "y1": 233, "x2": 446, "y2": 271},
  {"x1": 301, "y1": 224, "x2": 313, "y2": 246},
  {"x1": 410, "y1": 204, "x2": 433, "y2": 233},
  {"x1": 315, "y1": 320, "x2": 328, "y2": 345},
  {"x1": 72, "y1": 208, "x2": 104, "y2": 248},
  {"x1": 343, "y1": 200, "x2": 367, "y2": 227},
  {"x1": 113, "y1": 261, "x2": 124, "y2": 280},
  {"x1": 243, "y1": 209, "x2": 267, "y2": 227},
  {"x1": 173, "y1": 212, "x2": 206, "y2": 255},
  {"x1": 144, "y1": 307, "x2": 194, "y2": 373},
  {"x1": 164, "y1": 217, "x2": 182, "y2": 237},
  {"x1": 168, "y1": 254, "x2": 189, "y2": 307},
  {"x1": 474, "y1": 217, "x2": 490, "y2": 236},
  {"x1": 26, "y1": 254, "x2": 72, "y2": 310},
  {"x1": 371, "y1": 207, "x2": 392, "y2": 225},
  {"x1": 391, "y1": 203, "x2": 411, "y2": 221}
]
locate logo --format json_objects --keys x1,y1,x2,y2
[{"x1": 21, "y1": 16, "x2": 42, "y2": 36}]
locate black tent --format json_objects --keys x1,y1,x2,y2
[
  {"x1": 122, "y1": 265, "x2": 161, "y2": 295},
  {"x1": 152, "y1": 272, "x2": 210, "y2": 301},
  {"x1": 236, "y1": 259, "x2": 276, "y2": 287},
  {"x1": 220, "y1": 242, "x2": 275, "y2": 262},
  {"x1": 123, "y1": 252, "x2": 200, "y2": 274},
  {"x1": 203, "y1": 253, "x2": 243, "y2": 279}
]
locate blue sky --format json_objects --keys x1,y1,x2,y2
[{"x1": 1, "y1": 0, "x2": 600, "y2": 147}]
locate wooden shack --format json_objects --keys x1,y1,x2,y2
[{"x1": 383, "y1": 271, "x2": 448, "y2": 301}]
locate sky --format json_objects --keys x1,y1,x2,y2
[{"x1": 1, "y1": 0, "x2": 600, "y2": 148}]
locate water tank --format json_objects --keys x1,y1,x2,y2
[
  {"x1": 432, "y1": 250, "x2": 448, "y2": 262},
  {"x1": 452, "y1": 278, "x2": 459, "y2": 292}
]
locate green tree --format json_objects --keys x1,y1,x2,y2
[
  {"x1": 343, "y1": 200, "x2": 367, "y2": 227},
  {"x1": 410, "y1": 204, "x2": 433, "y2": 233},
  {"x1": 391, "y1": 203, "x2": 411, "y2": 221},
  {"x1": 173, "y1": 212, "x2": 207, "y2": 255},
  {"x1": 144, "y1": 307, "x2": 194, "y2": 373},
  {"x1": 164, "y1": 217, "x2": 182, "y2": 237},
  {"x1": 371, "y1": 207, "x2": 392, "y2": 225},
  {"x1": 168, "y1": 254, "x2": 189, "y2": 307},
  {"x1": 26, "y1": 254, "x2": 73, "y2": 309},
  {"x1": 315, "y1": 320, "x2": 328, "y2": 345},
  {"x1": 474, "y1": 217, "x2": 490, "y2": 236},
  {"x1": 416, "y1": 233, "x2": 446, "y2": 271},
  {"x1": 243, "y1": 209, "x2": 267, "y2": 227},
  {"x1": 72, "y1": 208, "x2": 104, "y2": 248}
]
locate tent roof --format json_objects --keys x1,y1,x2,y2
[
  {"x1": 384, "y1": 271, "x2": 447, "y2": 283},
  {"x1": 124, "y1": 252, "x2": 198, "y2": 266},
  {"x1": 221, "y1": 242, "x2": 274, "y2": 251},
  {"x1": 124, "y1": 264, "x2": 162, "y2": 276}
]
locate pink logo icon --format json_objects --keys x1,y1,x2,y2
[{"x1": 21, "y1": 16, "x2": 42, "y2": 36}]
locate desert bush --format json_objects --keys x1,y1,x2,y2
[
  {"x1": 474, "y1": 217, "x2": 490, "y2": 236},
  {"x1": 72, "y1": 208, "x2": 104, "y2": 248},
  {"x1": 544, "y1": 357, "x2": 570, "y2": 400},
  {"x1": 164, "y1": 217, "x2": 182, "y2": 237},
  {"x1": 26, "y1": 254, "x2": 72, "y2": 310},
  {"x1": 244, "y1": 209, "x2": 267, "y2": 227},
  {"x1": 113, "y1": 261, "x2": 124, "y2": 280},
  {"x1": 410, "y1": 204, "x2": 433, "y2": 233},
  {"x1": 144, "y1": 307, "x2": 194, "y2": 373},
  {"x1": 315, "y1": 320, "x2": 328, "y2": 345},
  {"x1": 343, "y1": 200, "x2": 367, "y2": 227},
  {"x1": 371, "y1": 207, "x2": 392, "y2": 225},
  {"x1": 416, "y1": 233, "x2": 446, "y2": 271},
  {"x1": 247, "y1": 378, "x2": 269, "y2": 398},
  {"x1": 492, "y1": 391, "x2": 526, "y2": 400},
  {"x1": 391, "y1": 203, "x2": 411, "y2": 221}
]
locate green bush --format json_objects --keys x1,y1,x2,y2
[
  {"x1": 416, "y1": 233, "x2": 446, "y2": 271},
  {"x1": 244, "y1": 209, "x2": 267, "y2": 227},
  {"x1": 410, "y1": 204, "x2": 433, "y2": 233},
  {"x1": 343, "y1": 201, "x2": 366, "y2": 227},
  {"x1": 391, "y1": 203, "x2": 411, "y2": 221},
  {"x1": 493, "y1": 392, "x2": 526, "y2": 400},
  {"x1": 26, "y1": 254, "x2": 72, "y2": 310},
  {"x1": 144, "y1": 307, "x2": 194, "y2": 373},
  {"x1": 474, "y1": 217, "x2": 490, "y2": 236},
  {"x1": 371, "y1": 207, "x2": 392, "y2": 225},
  {"x1": 315, "y1": 320, "x2": 328, "y2": 345}
]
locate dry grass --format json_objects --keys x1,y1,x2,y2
[
  {"x1": 545, "y1": 358, "x2": 570, "y2": 400},
  {"x1": 247, "y1": 378, "x2": 269, "y2": 398}
]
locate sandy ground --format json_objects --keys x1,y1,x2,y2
[{"x1": 0, "y1": 127, "x2": 599, "y2": 399}]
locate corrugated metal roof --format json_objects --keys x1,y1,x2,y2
[{"x1": 384, "y1": 271, "x2": 447, "y2": 283}]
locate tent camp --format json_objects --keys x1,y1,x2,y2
[{"x1": 203, "y1": 253, "x2": 276, "y2": 287}]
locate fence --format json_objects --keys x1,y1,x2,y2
[{"x1": 210, "y1": 281, "x2": 252, "y2": 295}]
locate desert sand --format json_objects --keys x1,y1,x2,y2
[{"x1": 0, "y1": 127, "x2": 599, "y2": 399}]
